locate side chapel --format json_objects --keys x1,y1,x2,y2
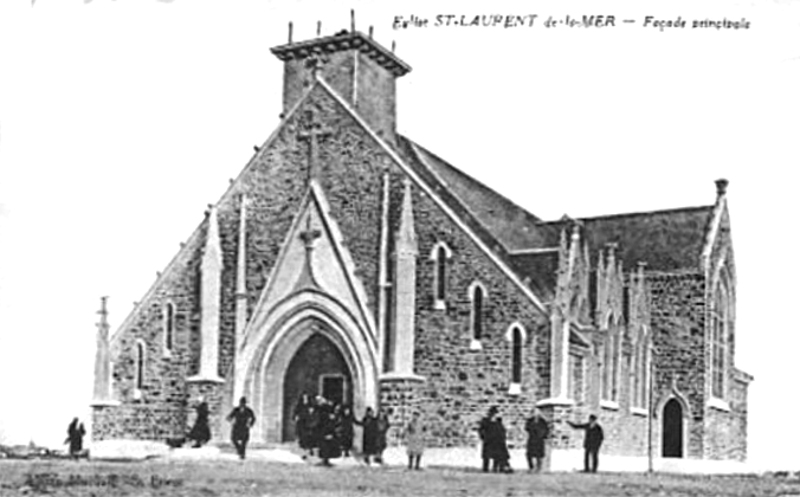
[{"x1": 91, "y1": 25, "x2": 752, "y2": 469}]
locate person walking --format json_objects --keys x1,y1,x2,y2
[
  {"x1": 226, "y1": 397, "x2": 256, "y2": 460},
  {"x1": 525, "y1": 408, "x2": 549, "y2": 472},
  {"x1": 65, "y1": 418, "x2": 86, "y2": 459},
  {"x1": 187, "y1": 397, "x2": 211, "y2": 448},
  {"x1": 405, "y1": 411, "x2": 426, "y2": 470},
  {"x1": 568, "y1": 414, "x2": 604, "y2": 473}
]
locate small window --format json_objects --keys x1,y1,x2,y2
[
  {"x1": 471, "y1": 284, "x2": 484, "y2": 341},
  {"x1": 164, "y1": 302, "x2": 175, "y2": 354},
  {"x1": 135, "y1": 341, "x2": 145, "y2": 391},
  {"x1": 436, "y1": 246, "x2": 446, "y2": 301},
  {"x1": 511, "y1": 326, "x2": 523, "y2": 384}
]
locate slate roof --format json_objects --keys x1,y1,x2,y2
[
  {"x1": 541, "y1": 206, "x2": 715, "y2": 272},
  {"x1": 394, "y1": 134, "x2": 717, "y2": 299},
  {"x1": 396, "y1": 137, "x2": 550, "y2": 251}
]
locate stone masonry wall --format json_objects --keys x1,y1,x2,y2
[{"x1": 649, "y1": 272, "x2": 707, "y2": 459}]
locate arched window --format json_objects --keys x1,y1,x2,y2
[
  {"x1": 511, "y1": 326, "x2": 523, "y2": 384},
  {"x1": 135, "y1": 341, "x2": 145, "y2": 391},
  {"x1": 471, "y1": 283, "x2": 485, "y2": 341},
  {"x1": 711, "y1": 286, "x2": 727, "y2": 399},
  {"x1": 164, "y1": 302, "x2": 175, "y2": 354},
  {"x1": 429, "y1": 242, "x2": 451, "y2": 310}
]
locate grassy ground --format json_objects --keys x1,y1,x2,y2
[{"x1": 1, "y1": 457, "x2": 799, "y2": 497}]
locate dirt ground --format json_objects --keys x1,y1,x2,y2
[{"x1": 1, "y1": 457, "x2": 800, "y2": 497}]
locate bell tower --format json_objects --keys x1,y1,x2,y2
[{"x1": 271, "y1": 25, "x2": 411, "y2": 143}]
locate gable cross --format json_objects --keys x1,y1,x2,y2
[
  {"x1": 298, "y1": 110, "x2": 332, "y2": 184},
  {"x1": 297, "y1": 214, "x2": 323, "y2": 288}
]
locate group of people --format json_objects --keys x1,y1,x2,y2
[
  {"x1": 479, "y1": 407, "x2": 604, "y2": 474},
  {"x1": 182, "y1": 396, "x2": 605, "y2": 473},
  {"x1": 293, "y1": 394, "x2": 393, "y2": 467}
]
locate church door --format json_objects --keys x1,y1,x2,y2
[
  {"x1": 281, "y1": 332, "x2": 353, "y2": 442},
  {"x1": 662, "y1": 398, "x2": 683, "y2": 458}
]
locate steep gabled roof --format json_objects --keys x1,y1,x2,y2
[{"x1": 399, "y1": 139, "x2": 549, "y2": 252}]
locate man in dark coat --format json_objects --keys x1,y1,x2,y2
[
  {"x1": 492, "y1": 417, "x2": 513, "y2": 474},
  {"x1": 187, "y1": 398, "x2": 211, "y2": 447},
  {"x1": 478, "y1": 406, "x2": 499, "y2": 472},
  {"x1": 65, "y1": 418, "x2": 86, "y2": 458},
  {"x1": 568, "y1": 414, "x2": 604, "y2": 473},
  {"x1": 226, "y1": 397, "x2": 256, "y2": 460},
  {"x1": 525, "y1": 408, "x2": 549, "y2": 472},
  {"x1": 355, "y1": 407, "x2": 379, "y2": 465}
]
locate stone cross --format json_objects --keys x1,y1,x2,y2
[
  {"x1": 298, "y1": 111, "x2": 332, "y2": 183},
  {"x1": 298, "y1": 215, "x2": 322, "y2": 286}
]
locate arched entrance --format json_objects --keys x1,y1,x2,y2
[
  {"x1": 662, "y1": 398, "x2": 683, "y2": 458},
  {"x1": 282, "y1": 332, "x2": 353, "y2": 441}
]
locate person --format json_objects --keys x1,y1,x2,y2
[
  {"x1": 492, "y1": 417, "x2": 513, "y2": 474},
  {"x1": 375, "y1": 408, "x2": 390, "y2": 464},
  {"x1": 293, "y1": 394, "x2": 316, "y2": 459},
  {"x1": 405, "y1": 411, "x2": 426, "y2": 470},
  {"x1": 354, "y1": 407, "x2": 379, "y2": 465},
  {"x1": 525, "y1": 408, "x2": 549, "y2": 472},
  {"x1": 187, "y1": 397, "x2": 211, "y2": 448},
  {"x1": 65, "y1": 418, "x2": 86, "y2": 458},
  {"x1": 478, "y1": 406, "x2": 499, "y2": 472},
  {"x1": 316, "y1": 398, "x2": 341, "y2": 466},
  {"x1": 338, "y1": 405, "x2": 355, "y2": 458},
  {"x1": 568, "y1": 414, "x2": 604, "y2": 473},
  {"x1": 226, "y1": 397, "x2": 256, "y2": 460}
]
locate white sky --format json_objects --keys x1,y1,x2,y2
[{"x1": 0, "y1": 0, "x2": 798, "y2": 471}]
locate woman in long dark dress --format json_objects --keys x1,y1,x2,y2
[
  {"x1": 65, "y1": 418, "x2": 85, "y2": 458},
  {"x1": 375, "y1": 408, "x2": 390, "y2": 464},
  {"x1": 491, "y1": 417, "x2": 513, "y2": 474},
  {"x1": 187, "y1": 399, "x2": 211, "y2": 447},
  {"x1": 355, "y1": 407, "x2": 379, "y2": 465},
  {"x1": 316, "y1": 400, "x2": 341, "y2": 466},
  {"x1": 294, "y1": 394, "x2": 316, "y2": 458},
  {"x1": 337, "y1": 405, "x2": 355, "y2": 457}
]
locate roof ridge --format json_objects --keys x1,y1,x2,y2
[{"x1": 536, "y1": 204, "x2": 715, "y2": 226}]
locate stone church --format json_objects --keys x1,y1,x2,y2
[{"x1": 91, "y1": 27, "x2": 752, "y2": 470}]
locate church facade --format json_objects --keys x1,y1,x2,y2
[{"x1": 91, "y1": 29, "x2": 752, "y2": 469}]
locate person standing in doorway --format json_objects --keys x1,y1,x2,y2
[
  {"x1": 568, "y1": 414, "x2": 604, "y2": 473},
  {"x1": 525, "y1": 408, "x2": 549, "y2": 472},
  {"x1": 227, "y1": 397, "x2": 256, "y2": 460}
]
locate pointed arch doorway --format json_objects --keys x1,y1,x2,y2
[
  {"x1": 282, "y1": 332, "x2": 353, "y2": 442},
  {"x1": 662, "y1": 398, "x2": 684, "y2": 458}
]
